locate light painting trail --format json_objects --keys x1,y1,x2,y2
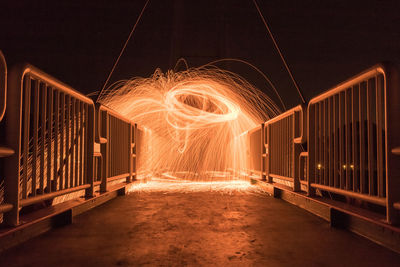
[
  {"x1": 98, "y1": 65, "x2": 281, "y2": 181},
  {"x1": 127, "y1": 179, "x2": 267, "y2": 195}
]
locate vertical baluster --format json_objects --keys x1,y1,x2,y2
[
  {"x1": 339, "y1": 91, "x2": 345, "y2": 189},
  {"x1": 333, "y1": 94, "x2": 339, "y2": 188},
  {"x1": 74, "y1": 100, "x2": 79, "y2": 186},
  {"x1": 22, "y1": 76, "x2": 31, "y2": 199},
  {"x1": 376, "y1": 75, "x2": 384, "y2": 197},
  {"x1": 352, "y1": 85, "x2": 360, "y2": 192},
  {"x1": 47, "y1": 87, "x2": 53, "y2": 193},
  {"x1": 39, "y1": 83, "x2": 47, "y2": 194},
  {"x1": 65, "y1": 95, "x2": 70, "y2": 188},
  {"x1": 60, "y1": 93, "x2": 65, "y2": 190},
  {"x1": 70, "y1": 98, "x2": 75, "y2": 188},
  {"x1": 359, "y1": 82, "x2": 366, "y2": 194},
  {"x1": 367, "y1": 78, "x2": 375, "y2": 195},
  {"x1": 79, "y1": 102, "x2": 84, "y2": 185},
  {"x1": 319, "y1": 102, "x2": 323, "y2": 184},
  {"x1": 32, "y1": 80, "x2": 39, "y2": 197},
  {"x1": 351, "y1": 84, "x2": 359, "y2": 192},
  {"x1": 53, "y1": 91, "x2": 59, "y2": 191},
  {"x1": 345, "y1": 88, "x2": 352, "y2": 190}
]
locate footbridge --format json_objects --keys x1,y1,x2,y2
[{"x1": 0, "y1": 50, "x2": 400, "y2": 265}]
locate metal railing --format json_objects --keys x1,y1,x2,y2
[
  {"x1": 0, "y1": 54, "x2": 399, "y2": 228},
  {"x1": 96, "y1": 105, "x2": 137, "y2": 192},
  {"x1": 0, "y1": 51, "x2": 15, "y2": 221},
  {"x1": 263, "y1": 105, "x2": 306, "y2": 191},
  {"x1": 2, "y1": 64, "x2": 96, "y2": 225},
  {"x1": 308, "y1": 63, "x2": 400, "y2": 223}
]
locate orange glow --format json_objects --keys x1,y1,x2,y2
[
  {"x1": 98, "y1": 65, "x2": 281, "y2": 181},
  {"x1": 127, "y1": 179, "x2": 267, "y2": 194}
]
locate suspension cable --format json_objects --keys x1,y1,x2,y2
[
  {"x1": 252, "y1": 0, "x2": 306, "y2": 105},
  {"x1": 97, "y1": 0, "x2": 150, "y2": 102}
]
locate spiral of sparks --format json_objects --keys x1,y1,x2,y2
[{"x1": 98, "y1": 65, "x2": 281, "y2": 181}]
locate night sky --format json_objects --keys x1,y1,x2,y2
[{"x1": 1, "y1": 0, "x2": 399, "y2": 109}]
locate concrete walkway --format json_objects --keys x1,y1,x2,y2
[{"x1": 1, "y1": 190, "x2": 399, "y2": 266}]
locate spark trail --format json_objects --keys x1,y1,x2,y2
[{"x1": 98, "y1": 65, "x2": 281, "y2": 181}]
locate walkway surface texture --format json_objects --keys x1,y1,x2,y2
[{"x1": 1, "y1": 185, "x2": 400, "y2": 266}]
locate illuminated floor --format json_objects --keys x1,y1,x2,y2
[{"x1": 1, "y1": 187, "x2": 399, "y2": 266}]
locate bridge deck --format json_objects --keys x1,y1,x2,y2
[{"x1": 1, "y1": 190, "x2": 399, "y2": 266}]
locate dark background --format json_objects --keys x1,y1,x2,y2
[{"x1": 1, "y1": 0, "x2": 399, "y2": 110}]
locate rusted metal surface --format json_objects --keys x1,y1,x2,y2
[
  {"x1": 263, "y1": 105, "x2": 306, "y2": 191},
  {"x1": 308, "y1": 63, "x2": 400, "y2": 224}
]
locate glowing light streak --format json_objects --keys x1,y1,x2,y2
[
  {"x1": 98, "y1": 65, "x2": 281, "y2": 181},
  {"x1": 127, "y1": 180, "x2": 268, "y2": 195}
]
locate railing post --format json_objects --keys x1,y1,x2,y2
[
  {"x1": 133, "y1": 123, "x2": 137, "y2": 181},
  {"x1": 307, "y1": 104, "x2": 316, "y2": 197},
  {"x1": 293, "y1": 112, "x2": 301, "y2": 192},
  {"x1": 100, "y1": 109, "x2": 109, "y2": 193},
  {"x1": 85, "y1": 105, "x2": 95, "y2": 198},
  {"x1": 260, "y1": 123, "x2": 266, "y2": 181},
  {"x1": 385, "y1": 64, "x2": 400, "y2": 224},
  {"x1": 266, "y1": 124, "x2": 272, "y2": 183},
  {"x1": 127, "y1": 123, "x2": 133, "y2": 183},
  {"x1": 3, "y1": 64, "x2": 23, "y2": 226}
]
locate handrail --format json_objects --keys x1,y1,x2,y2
[
  {"x1": 20, "y1": 184, "x2": 91, "y2": 207},
  {"x1": 310, "y1": 183, "x2": 386, "y2": 206},
  {"x1": 98, "y1": 104, "x2": 136, "y2": 125},
  {"x1": 12, "y1": 64, "x2": 94, "y2": 105},
  {"x1": 308, "y1": 67, "x2": 385, "y2": 105}
]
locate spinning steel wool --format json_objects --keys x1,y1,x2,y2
[{"x1": 98, "y1": 65, "x2": 281, "y2": 181}]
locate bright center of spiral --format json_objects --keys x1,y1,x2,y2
[{"x1": 165, "y1": 82, "x2": 240, "y2": 131}]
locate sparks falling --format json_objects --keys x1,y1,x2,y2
[{"x1": 98, "y1": 65, "x2": 281, "y2": 181}]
